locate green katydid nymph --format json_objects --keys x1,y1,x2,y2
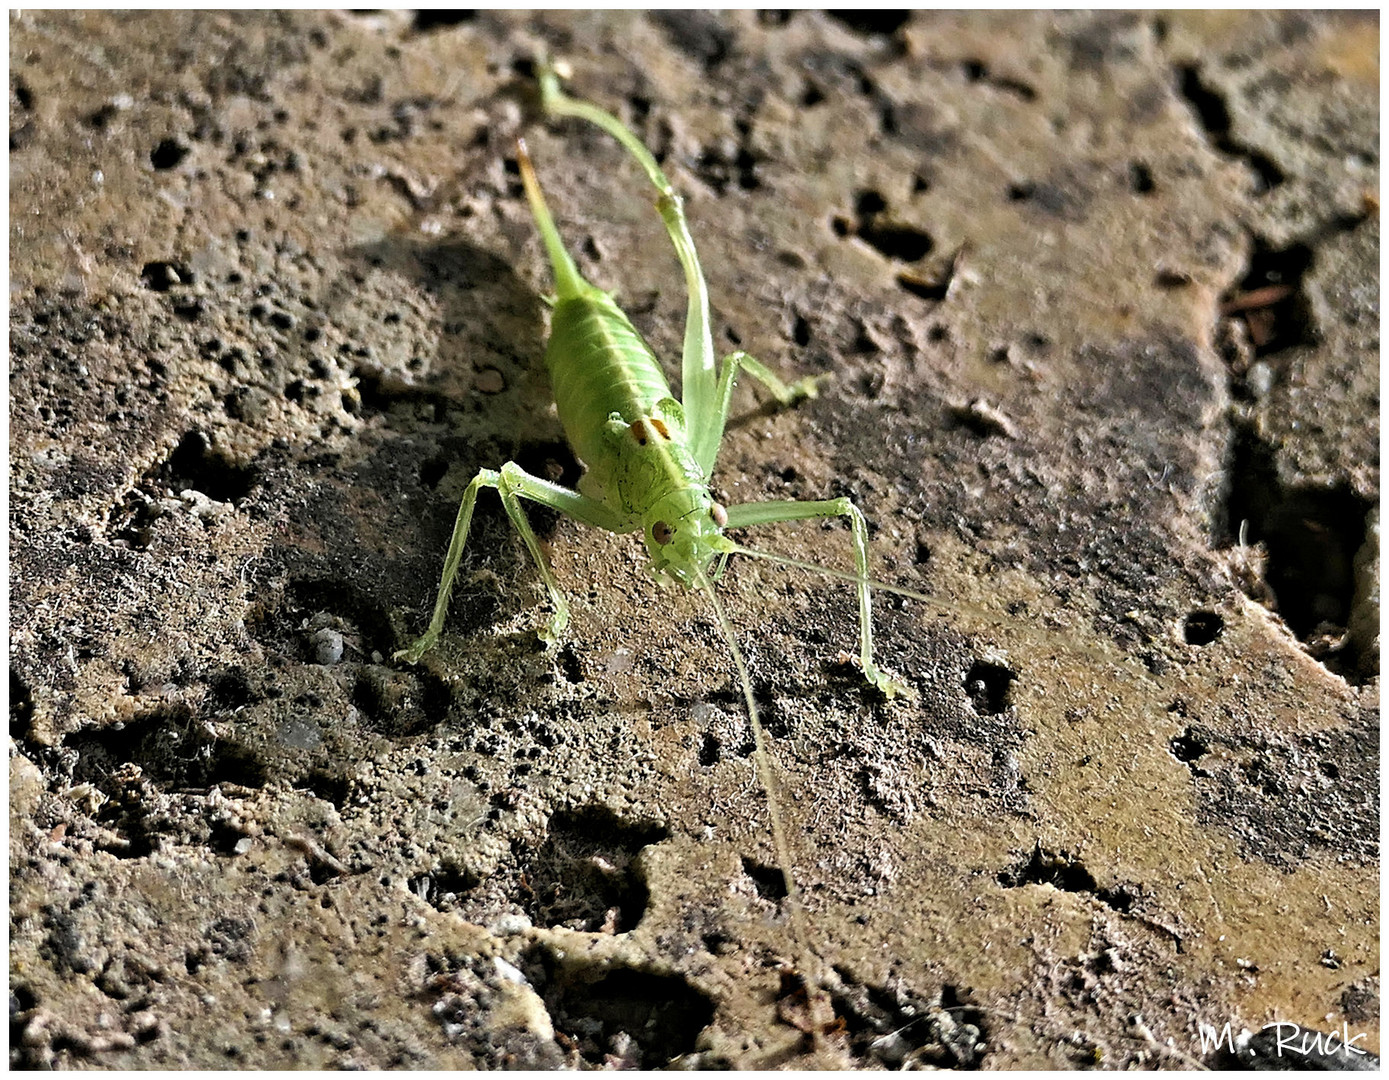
[{"x1": 396, "y1": 62, "x2": 930, "y2": 1048}]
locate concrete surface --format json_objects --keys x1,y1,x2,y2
[{"x1": 10, "y1": 10, "x2": 1378, "y2": 1068}]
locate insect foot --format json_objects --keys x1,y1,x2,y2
[
  {"x1": 535, "y1": 607, "x2": 570, "y2": 648},
  {"x1": 869, "y1": 666, "x2": 913, "y2": 700},
  {"x1": 393, "y1": 632, "x2": 437, "y2": 666},
  {"x1": 849, "y1": 651, "x2": 912, "y2": 699}
]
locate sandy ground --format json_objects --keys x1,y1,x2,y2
[{"x1": 10, "y1": 11, "x2": 1378, "y2": 1068}]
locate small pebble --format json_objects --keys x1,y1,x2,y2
[{"x1": 312, "y1": 628, "x2": 344, "y2": 665}]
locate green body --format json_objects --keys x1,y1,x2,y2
[
  {"x1": 393, "y1": 65, "x2": 913, "y2": 1054},
  {"x1": 545, "y1": 291, "x2": 708, "y2": 539},
  {"x1": 396, "y1": 65, "x2": 903, "y2": 691}
]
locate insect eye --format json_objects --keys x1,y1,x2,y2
[
  {"x1": 652, "y1": 521, "x2": 673, "y2": 545},
  {"x1": 711, "y1": 502, "x2": 728, "y2": 527}
]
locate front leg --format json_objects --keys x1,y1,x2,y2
[
  {"x1": 395, "y1": 462, "x2": 631, "y2": 663},
  {"x1": 723, "y1": 497, "x2": 909, "y2": 697}
]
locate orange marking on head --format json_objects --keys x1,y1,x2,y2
[
  {"x1": 628, "y1": 420, "x2": 649, "y2": 446},
  {"x1": 649, "y1": 417, "x2": 670, "y2": 439}
]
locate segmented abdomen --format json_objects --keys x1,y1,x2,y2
[{"x1": 546, "y1": 292, "x2": 673, "y2": 469}]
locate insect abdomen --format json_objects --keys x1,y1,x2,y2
[{"x1": 547, "y1": 292, "x2": 673, "y2": 468}]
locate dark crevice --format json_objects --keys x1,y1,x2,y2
[
  {"x1": 522, "y1": 953, "x2": 716, "y2": 1068},
  {"x1": 65, "y1": 706, "x2": 270, "y2": 796},
  {"x1": 1127, "y1": 161, "x2": 1155, "y2": 194},
  {"x1": 519, "y1": 805, "x2": 668, "y2": 933},
  {"x1": 107, "y1": 432, "x2": 258, "y2": 543},
  {"x1": 418, "y1": 450, "x2": 451, "y2": 489},
  {"x1": 165, "y1": 431, "x2": 257, "y2": 503},
  {"x1": 835, "y1": 190, "x2": 936, "y2": 276},
  {"x1": 510, "y1": 441, "x2": 583, "y2": 537},
  {"x1": 140, "y1": 260, "x2": 194, "y2": 292},
  {"x1": 350, "y1": 365, "x2": 456, "y2": 417},
  {"x1": 827, "y1": 11, "x2": 912, "y2": 37},
  {"x1": 1181, "y1": 611, "x2": 1224, "y2": 646},
  {"x1": 997, "y1": 846, "x2": 1138, "y2": 914},
  {"x1": 1218, "y1": 421, "x2": 1373, "y2": 681},
  {"x1": 1220, "y1": 240, "x2": 1316, "y2": 366},
  {"x1": 896, "y1": 268, "x2": 952, "y2": 302},
  {"x1": 956, "y1": 59, "x2": 1037, "y2": 101},
  {"x1": 408, "y1": 861, "x2": 482, "y2": 910},
  {"x1": 207, "y1": 666, "x2": 256, "y2": 710},
  {"x1": 1175, "y1": 65, "x2": 1284, "y2": 195},
  {"x1": 10, "y1": 669, "x2": 36, "y2": 741},
  {"x1": 351, "y1": 666, "x2": 452, "y2": 737},
  {"x1": 250, "y1": 576, "x2": 396, "y2": 664},
  {"x1": 1170, "y1": 725, "x2": 1209, "y2": 767},
  {"x1": 740, "y1": 855, "x2": 789, "y2": 903},
  {"x1": 556, "y1": 644, "x2": 583, "y2": 684},
  {"x1": 150, "y1": 137, "x2": 190, "y2": 170},
  {"x1": 301, "y1": 768, "x2": 351, "y2": 808},
  {"x1": 859, "y1": 220, "x2": 934, "y2": 263},
  {"x1": 412, "y1": 11, "x2": 476, "y2": 33},
  {"x1": 695, "y1": 140, "x2": 761, "y2": 195},
  {"x1": 964, "y1": 659, "x2": 1015, "y2": 715}
]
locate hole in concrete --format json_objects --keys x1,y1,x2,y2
[
  {"x1": 166, "y1": 431, "x2": 257, "y2": 504},
  {"x1": 408, "y1": 862, "x2": 482, "y2": 911},
  {"x1": 740, "y1": 855, "x2": 788, "y2": 903},
  {"x1": 1170, "y1": 726, "x2": 1209, "y2": 764},
  {"x1": 1127, "y1": 161, "x2": 1155, "y2": 194},
  {"x1": 964, "y1": 659, "x2": 1015, "y2": 715},
  {"x1": 525, "y1": 953, "x2": 716, "y2": 1068},
  {"x1": 1221, "y1": 239, "x2": 1315, "y2": 359},
  {"x1": 860, "y1": 221, "x2": 933, "y2": 263},
  {"x1": 837, "y1": 190, "x2": 934, "y2": 264},
  {"x1": 827, "y1": 11, "x2": 912, "y2": 36},
  {"x1": 998, "y1": 844, "x2": 1098, "y2": 893},
  {"x1": 521, "y1": 806, "x2": 668, "y2": 933},
  {"x1": 1219, "y1": 422, "x2": 1373, "y2": 680},
  {"x1": 1181, "y1": 611, "x2": 1224, "y2": 646},
  {"x1": 412, "y1": 10, "x2": 475, "y2": 32},
  {"x1": 896, "y1": 269, "x2": 950, "y2": 302},
  {"x1": 64, "y1": 704, "x2": 270, "y2": 835},
  {"x1": 11, "y1": 669, "x2": 36, "y2": 741},
  {"x1": 557, "y1": 645, "x2": 584, "y2": 684},
  {"x1": 150, "y1": 137, "x2": 189, "y2": 170},
  {"x1": 997, "y1": 846, "x2": 1139, "y2": 914},
  {"x1": 140, "y1": 260, "x2": 192, "y2": 292},
  {"x1": 351, "y1": 666, "x2": 450, "y2": 737}
]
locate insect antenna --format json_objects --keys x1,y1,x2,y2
[
  {"x1": 724, "y1": 540, "x2": 1156, "y2": 677},
  {"x1": 690, "y1": 562, "x2": 836, "y2": 1055},
  {"x1": 724, "y1": 541, "x2": 956, "y2": 608}
]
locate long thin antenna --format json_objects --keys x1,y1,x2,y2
[
  {"x1": 691, "y1": 561, "x2": 834, "y2": 1055},
  {"x1": 724, "y1": 540, "x2": 1149, "y2": 674},
  {"x1": 723, "y1": 541, "x2": 943, "y2": 605}
]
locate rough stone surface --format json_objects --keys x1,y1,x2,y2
[{"x1": 10, "y1": 11, "x2": 1378, "y2": 1069}]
